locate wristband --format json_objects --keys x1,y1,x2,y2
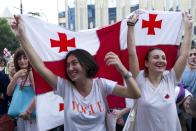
[
  {"x1": 127, "y1": 19, "x2": 139, "y2": 26},
  {"x1": 127, "y1": 21, "x2": 135, "y2": 26},
  {"x1": 124, "y1": 71, "x2": 132, "y2": 80}
]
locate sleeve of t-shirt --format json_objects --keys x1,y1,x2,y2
[
  {"x1": 135, "y1": 71, "x2": 145, "y2": 89},
  {"x1": 185, "y1": 89, "x2": 192, "y2": 98},
  {"x1": 166, "y1": 68, "x2": 177, "y2": 88},
  {"x1": 100, "y1": 78, "x2": 117, "y2": 95},
  {"x1": 54, "y1": 76, "x2": 69, "y2": 98},
  {"x1": 171, "y1": 68, "x2": 177, "y2": 83}
]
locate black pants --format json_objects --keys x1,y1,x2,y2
[
  {"x1": 191, "y1": 118, "x2": 196, "y2": 131},
  {"x1": 116, "y1": 124, "x2": 124, "y2": 131}
]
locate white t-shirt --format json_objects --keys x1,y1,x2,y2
[
  {"x1": 55, "y1": 77, "x2": 116, "y2": 131},
  {"x1": 134, "y1": 69, "x2": 182, "y2": 131}
]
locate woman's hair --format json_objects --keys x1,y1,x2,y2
[
  {"x1": 14, "y1": 47, "x2": 31, "y2": 72},
  {"x1": 0, "y1": 56, "x2": 6, "y2": 66},
  {"x1": 65, "y1": 49, "x2": 98, "y2": 80},
  {"x1": 144, "y1": 47, "x2": 163, "y2": 77},
  {"x1": 7, "y1": 58, "x2": 14, "y2": 68},
  {"x1": 190, "y1": 97, "x2": 196, "y2": 111}
]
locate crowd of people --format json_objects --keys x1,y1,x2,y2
[{"x1": 0, "y1": 11, "x2": 196, "y2": 131}]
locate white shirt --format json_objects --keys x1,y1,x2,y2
[
  {"x1": 134, "y1": 69, "x2": 181, "y2": 131},
  {"x1": 55, "y1": 77, "x2": 116, "y2": 131}
]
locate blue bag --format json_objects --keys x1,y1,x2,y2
[{"x1": 8, "y1": 84, "x2": 36, "y2": 118}]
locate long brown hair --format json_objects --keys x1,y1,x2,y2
[
  {"x1": 14, "y1": 47, "x2": 31, "y2": 89},
  {"x1": 14, "y1": 47, "x2": 31, "y2": 72}
]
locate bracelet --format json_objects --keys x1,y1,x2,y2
[
  {"x1": 127, "y1": 19, "x2": 139, "y2": 26},
  {"x1": 124, "y1": 71, "x2": 132, "y2": 80},
  {"x1": 127, "y1": 21, "x2": 135, "y2": 26}
]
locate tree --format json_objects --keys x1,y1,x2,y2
[{"x1": 0, "y1": 18, "x2": 20, "y2": 56}]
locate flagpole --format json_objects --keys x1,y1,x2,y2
[{"x1": 20, "y1": 0, "x2": 23, "y2": 14}]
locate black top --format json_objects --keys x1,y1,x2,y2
[{"x1": 0, "y1": 72, "x2": 10, "y2": 116}]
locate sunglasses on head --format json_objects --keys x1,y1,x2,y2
[{"x1": 189, "y1": 53, "x2": 196, "y2": 57}]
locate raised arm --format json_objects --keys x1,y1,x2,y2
[
  {"x1": 104, "y1": 52, "x2": 141, "y2": 99},
  {"x1": 11, "y1": 15, "x2": 57, "y2": 90},
  {"x1": 174, "y1": 12, "x2": 193, "y2": 81},
  {"x1": 127, "y1": 13, "x2": 140, "y2": 78},
  {"x1": 29, "y1": 70, "x2": 35, "y2": 90}
]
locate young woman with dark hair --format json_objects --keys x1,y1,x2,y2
[
  {"x1": 11, "y1": 16, "x2": 141, "y2": 131},
  {"x1": 7, "y1": 48, "x2": 37, "y2": 131}
]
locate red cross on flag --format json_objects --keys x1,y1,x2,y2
[
  {"x1": 142, "y1": 14, "x2": 162, "y2": 35},
  {"x1": 50, "y1": 32, "x2": 76, "y2": 52},
  {"x1": 20, "y1": 10, "x2": 182, "y2": 130}
]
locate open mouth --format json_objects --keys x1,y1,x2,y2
[
  {"x1": 69, "y1": 71, "x2": 78, "y2": 78},
  {"x1": 189, "y1": 58, "x2": 196, "y2": 66},
  {"x1": 155, "y1": 63, "x2": 166, "y2": 68}
]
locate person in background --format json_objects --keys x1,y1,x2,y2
[
  {"x1": 7, "y1": 48, "x2": 38, "y2": 131},
  {"x1": 126, "y1": 12, "x2": 193, "y2": 131},
  {"x1": 0, "y1": 56, "x2": 7, "y2": 74},
  {"x1": 11, "y1": 15, "x2": 141, "y2": 131},
  {"x1": 7, "y1": 58, "x2": 16, "y2": 81},
  {"x1": 176, "y1": 84, "x2": 196, "y2": 117},
  {"x1": 180, "y1": 47, "x2": 196, "y2": 131},
  {"x1": 0, "y1": 71, "x2": 10, "y2": 116}
]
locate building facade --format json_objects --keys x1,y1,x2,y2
[
  {"x1": 58, "y1": 0, "x2": 139, "y2": 31},
  {"x1": 58, "y1": 0, "x2": 196, "y2": 41}
]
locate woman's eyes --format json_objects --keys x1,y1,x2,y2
[
  {"x1": 72, "y1": 61, "x2": 78, "y2": 65},
  {"x1": 67, "y1": 61, "x2": 79, "y2": 67},
  {"x1": 152, "y1": 55, "x2": 166, "y2": 60},
  {"x1": 18, "y1": 56, "x2": 27, "y2": 60}
]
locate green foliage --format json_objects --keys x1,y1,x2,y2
[{"x1": 0, "y1": 17, "x2": 20, "y2": 56}]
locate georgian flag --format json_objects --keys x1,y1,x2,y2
[{"x1": 21, "y1": 10, "x2": 182, "y2": 130}]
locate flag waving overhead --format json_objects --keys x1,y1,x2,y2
[
  {"x1": 21, "y1": 10, "x2": 182, "y2": 130},
  {"x1": 120, "y1": 10, "x2": 182, "y2": 69}
]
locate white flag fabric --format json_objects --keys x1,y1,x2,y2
[{"x1": 36, "y1": 92, "x2": 64, "y2": 130}]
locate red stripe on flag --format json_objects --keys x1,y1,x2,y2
[
  {"x1": 96, "y1": 22, "x2": 126, "y2": 108},
  {"x1": 32, "y1": 60, "x2": 67, "y2": 94}
]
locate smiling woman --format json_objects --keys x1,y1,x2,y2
[
  {"x1": 126, "y1": 12, "x2": 193, "y2": 131},
  {"x1": 11, "y1": 15, "x2": 141, "y2": 131},
  {"x1": 143, "y1": 47, "x2": 167, "y2": 78},
  {"x1": 7, "y1": 48, "x2": 38, "y2": 131}
]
